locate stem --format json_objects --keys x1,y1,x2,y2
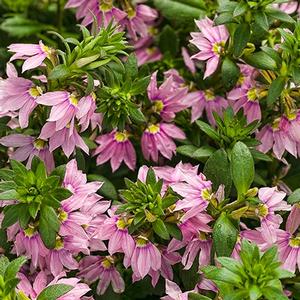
[{"x1": 57, "y1": 0, "x2": 63, "y2": 32}]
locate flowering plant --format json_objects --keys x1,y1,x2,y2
[{"x1": 1, "y1": 0, "x2": 300, "y2": 299}]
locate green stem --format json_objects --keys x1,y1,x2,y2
[{"x1": 57, "y1": 0, "x2": 63, "y2": 32}]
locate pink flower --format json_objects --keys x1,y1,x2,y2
[
  {"x1": 130, "y1": 237, "x2": 161, "y2": 279},
  {"x1": 227, "y1": 78, "x2": 262, "y2": 123},
  {"x1": 95, "y1": 216, "x2": 135, "y2": 264},
  {"x1": 147, "y1": 71, "x2": 189, "y2": 122},
  {"x1": 256, "y1": 116, "x2": 298, "y2": 159},
  {"x1": 39, "y1": 120, "x2": 89, "y2": 157},
  {"x1": 183, "y1": 90, "x2": 227, "y2": 125},
  {"x1": 141, "y1": 123, "x2": 185, "y2": 162},
  {"x1": 181, "y1": 232, "x2": 212, "y2": 269},
  {"x1": 0, "y1": 65, "x2": 42, "y2": 128},
  {"x1": 65, "y1": 0, "x2": 127, "y2": 27},
  {"x1": 286, "y1": 204, "x2": 300, "y2": 235},
  {"x1": 36, "y1": 92, "x2": 80, "y2": 131},
  {"x1": 256, "y1": 187, "x2": 290, "y2": 227},
  {"x1": 190, "y1": 17, "x2": 229, "y2": 78},
  {"x1": 273, "y1": 1, "x2": 299, "y2": 14},
  {"x1": 14, "y1": 230, "x2": 49, "y2": 269},
  {"x1": 0, "y1": 134, "x2": 54, "y2": 172},
  {"x1": 94, "y1": 130, "x2": 136, "y2": 171},
  {"x1": 78, "y1": 256, "x2": 125, "y2": 295},
  {"x1": 161, "y1": 280, "x2": 190, "y2": 300},
  {"x1": 182, "y1": 47, "x2": 196, "y2": 74},
  {"x1": 123, "y1": 4, "x2": 158, "y2": 40},
  {"x1": 8, "y1": 41, "x2": 53, "y2": 72}
]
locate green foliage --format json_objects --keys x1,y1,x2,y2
[
  {"x1": 203, "y1": 240, "x2": 294, "y2": 300},
  {"x1": 0, "y1": 159, "x2": 71, "y2": 249}
]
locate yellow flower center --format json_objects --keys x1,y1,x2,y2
[
  {"x1": 24, "y1": 225, "x2": 36, "y2": 237},
  {"x1": 204, "y1": 90, "x2": 215, "y2": 101},
  {"x1": 101, "y1": 256, "x2": 114, "y2": 268},
  {"x1": 237, "y1": 74, "x2": 245, "y2": 86},
  {"x1": 272, "y1": 118, "x2": 281, "y2": 131},
  {"x1": 147, "y1": 124, "x2": 160, "y2": 134},
  {"x1": 212, "y1": 41, "x2": 225, "y2": 55},
  {"x1": 201, "y1": 188, "x2": 212, "y2": 201},
  {"x1": 29, "y1": 86, "x2": 43, "y2": 98},
  {"x1": 256, "y1": 204, "x2": 269, "y2": 217},
  {"x1": 69, "y1": 95, "x2": 78, "y2": 106},
  {"x1": 286, "y1": 111, "x2": 297, "y2": 121},
  {"x1": 146, "y1": 47, "x2": 156, "y2": 55},
  {"x1": 136, "y1": 236, "x2": 149, "y2": 247},
  {"x1": 58, "y1": 209, "x2": 68, "y2": 222},
  {"x1": 55, "y1": 237, "x2": 64, "y2": 250},
  {"x1": 116, "y1": 218, "x2": 127, "y2": 230},
  {"x1": 41, "y1": 44, "x2": 52, "y2": 57},
  {"x1": 100, "y1": 0, "x2": 113, "y2": 11},
  {"x1": 153, "y1": 100, "x2": 164, "y2": 113},
  {"x1": 198, "y1": 232, "x2": 208, "y2": 241},
  {"x1": 114, "y1": 131, "x2": 129, "y2": 142},
  {"x1": 247, "y1": 88, "x2": 258, "y2": 101},
  {"x1": 33, "y1": 139, "x2": 46, "y2": 150},
  {"x1": 289, "y1": 236, "x2": 300, "y2": 248}
]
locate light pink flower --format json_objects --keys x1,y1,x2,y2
[
  {"x1": 0, "y1": 65, "x2": 42, "y2": 128},
  {"x1": 227, "y1": 78, "x2": 262, "y2": 123},
  {"x1": 78, "y1": 256, "x2": 125, "y2": 295},
  {"x1": 130, "y1": 237, "x2": 161, "y2": 279},
  {"x1": 183, "y1": 90, "x2": 227, "y2": 125},
  {"x1": 65, "y1": 0, "x2": 127, "y2": 27},
  {"x1": 39, "y1": 120, "x2": 89, "y2": 157},
  {"x1": 123, "y1": 4, "x2": 158, "y2": 40},
  {"x1": 256, "y1": 116, "x2": 298, "y2": 159},
  {"x1": 273, "y1": 1, "x2": 299, "y2": 14},
  {"x1": 161, "y1": 279, "x2": 190, "y2": 300},
  {"x1": 147, "y1": 71, "x2": 189, "y2": 122},
  {"x1": 182, "y1": 47, "x2": 196, "y2": 74},
  {"x1": 0, "y1": 134, "x2": 54, "y2": 172},
  {"x1": 8, "y1": 41, "x2": 53, "y2": 72},
  {"x1": 190, "y1": 17, "x2": 229, "y2": 78},
  {"x1": 94, "y1": 130, "x2": 136, "y2": 171},
  {"x1": 141, "y1": 123, "x2": 185, "y2": 162}
]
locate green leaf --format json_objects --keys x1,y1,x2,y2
[
  {"x1": 88, "y1": 174, "x2": 118, "y2": 199},
  {"x1": 261, "y1": 287, "x2": 288, "y2": 300},
  {"x1": 0, "y1": 169, "x2": 15, "y2": 181},
  {"x1": 287, "y1": 188, "x2": 300, "y2": 204},
  {"x1": 233, "y1": 23, "x2": 251, "y2": 57},
  {"x1": 196, "y1": 120, "x2": 220, "y2": 141},
  {"x1": 146, "y1": 168, "x2": 156, "y2": 186},
  {"x1": 0, "y1": 181, "x2": 17, "y2": 191},
  {"x1": 48, "y1": 65, "x2": 71, "y2": 80},
  {"x1": 50, "y1": 165, "x2": 66, "y2": 182},
  {"x1": 0, "y1": 190, "x2": 18, "y2": 200},
  {"x1": 19, "y1": 209, "x2": 31, "y2": 229},
  {"x1": 158, "y1": 25, "x2": 179, "y2": 57},
  {"x1": 130, "y1": 76, "x2": 151, "y2": 96},
  {"x1": 249, "y1": 285, "x2": 262, "y2": 300},
  {"x1": 176, "y1": 145, "x2": 198, "y2": 159},
  {"x1": 266, "y1": 76, "x2": 285, "y2": 105},
  {"x1": 188, "y1": 293, "x2": 212, "y2": 300},
  {"x1": 214, "y1": 12, "x2": 234, "y2": 25},
  {"x1": 51, "y1": 188, "x2": 72, "y2": 202},
  {"x1": 0, "y1": 256, "x2": 9, "y2": 276},
  {"x1": 2, "y1": 204, "x2": 22, "y2": 228},
  {"x1": 243, "y1": 51, "x2": 277, "y2": 70},
  {"x1": 153, "y1": 219, "x2": 170, "y2": 240},
  {"x1": 213, "y1": 212, "x2": 238, "y2": 257},
  {"x1": 254, "y1": 11, "x2": 269, "y2": 31},
  {"x1": 124, "y1": 53, "x2": 138, "y2": 78},
  {"x1": 4, "y1": 256, "x2": 27, "y2": 281},
  {"x1": 165, "y1": 223, "x2": 182, "y2": 240},
  {"x1": 10, "y1": 160, "x2": 27, "y2": 176},
  {"x1": 265, "y1": 8, "x2": 295, "y2": 24},
  {"x1": 128, "y1": 105, "x2": 146, "y2": 124},
  {"x1": 221, "y1": 57, "x2": 240, "y2": 90},
  {"x1": 231, "y1": 141, "x2": 254, "y2": 197},
  {"x1": 39, "y1": 206, "x2": 60, "y2": 249},
  {"x1": 233, "y1": 2, "x2": 247, "y2": 17},
  {"x1": 204, "y1": 149, "x2": 232, "y2": 197},
  {"x1": 37, "y1": 284, "x2": 73, "y2": 300}
]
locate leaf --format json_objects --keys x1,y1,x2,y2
[
  {"x1": 88, "y1": 174, "x2": 118, "y2": 199},
  {"x1": 128, "y1": 105, "x2": 146, "y2": 124},
  {"x1": 0, "y1": 181, "x2": 17, "y2": 191},
  {"x1": 213, "y1": 213, "x2": 238, "y2": 257},
  {"x1": 188, "y1": 293, "x2": 212, "y2": 300},
  {"x1": 37, "y1": 284, "x2": 73, "y2": 300},
  {"x1": 254, "y1": 11, "x2": 269, "y2": 31},
  {"x1": 196, "y1": 120, "x2": 220, "y2": 141},
  {"x1": 287, "y1": 188, "x2": 300, "y2": 204},
  {"x1": 265, "y1": 8, "x2": 295, "y2": 24},
  {"x1": 192, "y1": 146, "x2": 215, "y2": 159},
  {"x1": 124, "y1": 53, "x2": 138, "y2": 78},
  {"x1": 51, "y1": 188, "x2": 72, "y2": 202},
  {"x1": 130, "y1": 76, "x2": 151, "y2": 95},
  {"x1": 165, "y1": 223, "x2": 182, "y2": 240},
  {"x1": 231, "y1": 142, "x2": 254, "y2": 197},
  {"x1": 266, "y1": 76, "x2": 286, "y2": 105},
  {"x1": 204, "y1": 149, "x2": 232, "y2": 197},
  {"x1": 214, "y1": 12, "x2": 234, "y2": 25},
  {"x1": 158, "y1": 25, "x2": 179, "y2": 57},
  {"x1": 233, "y1": 23, "x2": 251, "y2": 57},
  {"x1": 243, "y1": 51, "x2": 277, "y2": 70},
  {"x1": 1, "y1": 204, "x2": 22, "y2": 228},
  {"x1": 221, "y1": 57, "x2": 240, "y2": 90},
  {"x1": 152, "y1": 219, "x2": 170, "y2": 240},
  {"x1": 39, "y1": 206, "x2": 60, "y2": 249},
  {"x1": 10, "y1": 160, "x2": 27, "y2": 176},
  {"x1": 0, "y1": 190, "x2": 18, "y2": 200},
  {"x1": 146, "y1": 168, "x2": 156, "y2": 186},
  {"x1": 48, "y1": 65, "x2": 70, "y2": 80},
  {"x1": 261, "y1": 287, "x2": 288, "y2": 300},
  {"x1": 233, "y1": 2, "x2": 247, "y2": 17},
  {"x1": 0, "y1": 169, "x2": 15, "y2": 181},
  {"x1": 176, "y1": 145, "x2": 198, "y2": 158},
  {"x1": 50, "y1": 165, "x2": 66, "y2": 182},
  {"x1": 0, "y1": 256, "x2": 10, "y2": 276},
  {"x1": 4, "y1": 256, "x2": 27, "y2": 281}
]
